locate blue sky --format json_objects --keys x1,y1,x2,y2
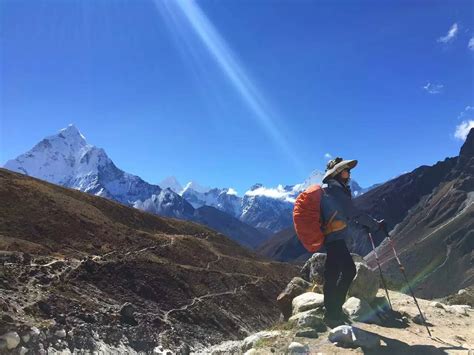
[{"x1": 1, "y1": 0, "x2": 473, "y2": 193}]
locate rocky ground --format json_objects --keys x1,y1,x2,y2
[
  {"x1": 210, "y1": 289, "x2": 473, "y2": 355},
  {"x1": 202, "y1": 254, "x2": 474, "y2": 355}
]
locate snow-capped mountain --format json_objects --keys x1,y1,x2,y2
[
  {"x1": 181, "y1": 181, "x2": 211, "y2": 194},
  {"x1": 3, "y1": 125, "x2": 270, "y2": 249},
  {"x1": 4, "y1": 125, "x2": 194, "y2": 219},
  {"x1": 159, "y1": 176, "x2": 183, "y2": 194},
  {"x1": 238, "y1": 171, "x2": 368, "y2": 234},
  {"x1": 7, "y1": 125, "x2": 377, "y2": 237},
  {"x1": 182, "y1": 187, "x2": 241, "y2": 217},
  {"x1": 174, "y1": 170, "x2": 374, "y2": 235}
]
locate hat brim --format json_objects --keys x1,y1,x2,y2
[{"x1": 322, "y1": 159, "x2": 358, "y2": 183}]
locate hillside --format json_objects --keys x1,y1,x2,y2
[
  {"x1": 0, "y1": 168, "x2": 299, "y2": 353},
  {"x1": 365, "y1": 128, "x2": 474, "y2": 298}
]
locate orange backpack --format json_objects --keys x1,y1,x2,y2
[{"x1": 293, "y1": 184, "x2": 326, "y2": 252}]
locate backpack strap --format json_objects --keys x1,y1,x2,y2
[{"x1": 322, "y1": 210, "x2": 347, "y2": 236}]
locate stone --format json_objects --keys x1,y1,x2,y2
[
  {"x1": 287, "y1": 342, "x2": 309, "y2": 354},
  {"x1": 19, "y1": 346, "x2": 29, "y2": 355},
  {"x1": 0, "y1": 339, "x2": 7, "y2": 351},
  {"x1": 241, "y1": 331, "x2": 282, "y2": 352},
  {"x1": 301, "y1": 253, "x2": 365, "y2": 284},
  {"x1": 55, "y1": 329, "x2": 67, "y2": 338},
  {"x1": 445, "y1": 305, "x2": 471, "y2": 316},
  {"x1": 30, "y1": 327, "x2": 41, "y2": 338},
  {"x1": 347, "y1": 262, "x2": 379, "y2": 302},
  {"x1": 2, "y1": 314, "x2": 14, "y2": 323},
  {"x1": 0, "y1": 331, "x2": 21, "y2": 350},
  {"x1": 21, "y1": 333, "x2": 30, "y2": 343},
  {"x1": 430, "y1": 302, "x2": 445, "y2": 309},
  {"x1": 412, "y1": 314, "x2": 429, "y2": 325},
  {"x1": 37, "y1": 300, "x2": 52, "y2": 315},
  {"x1": 300, "y1": 253, "x2": 326, "y2": 284},
  {"x1": 458, "y1": 289, "x2": 467, "y2": 295},
  {"x1": 176, "y1": 342, "x2": 190, "y2": 355},
  {"x1": 328, "y1": 325, "x2": 380, "y2": 349},
  {"x1": 120, "y1": 302, "x2": 138, "y2": 325},
  {"x1": 292, "y1": 292, "x2": 324, "y2": 315},
  {"x1": 301, "y1": 254, "x2": 378, "y2": 302},
  {"x1": 328, "y1": 325, "x2": 353, "y2": 345},
  {"x1": 295, "y1": 328, "x2": 319, "y2": 338},
  {"x1": 277, "y1": 277, "x2": 312, "y2": 320},
  {"x1": 343, "y1": 297, "x2": 381, "y2": 324},
  {"x1": 244, "y1": 349, "x2": 258, "y2": 355},
  {"x1": 289, "y1": 308, "x2": 324, "y2": 324},
  {"x1": 296, "y1": 314, "x2": 325, "y2": 331}
]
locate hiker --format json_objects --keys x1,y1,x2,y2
[{"x1": 320, "y1": 157, "x2": 384, "y2": 327}]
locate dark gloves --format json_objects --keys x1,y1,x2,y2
[{"x1": 377, "y1": 219, "x2": 388, "y2": 233}]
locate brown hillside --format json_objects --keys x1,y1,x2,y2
[{"x1": 0, "y1": 168, "x2": 299, "y2": 353}]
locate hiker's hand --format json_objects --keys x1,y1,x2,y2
[{"x1": 377, "y1": 219, "x2": 387, "y2": 232}]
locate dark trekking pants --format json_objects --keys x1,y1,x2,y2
[{"x1": 323, "y1": 239, "x2": 356, "y2": 318}]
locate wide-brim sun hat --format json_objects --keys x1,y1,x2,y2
[{"x1": 322, "y1": 158, "x2": 358, "y2": 183}]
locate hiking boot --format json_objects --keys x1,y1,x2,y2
[
  {"x1": 323, "y1": 315, "x2": 345, "y2": 328},
  {"x1": 338, "y1": 312, "x2": 352, "y2": 325}
]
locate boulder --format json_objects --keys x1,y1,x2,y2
[
  {"x1": 0, "y1": 331, "x2": 21, "y2": 350},
  {"x1": 277, "y1": 277, "x2": 312, "y2": 320},
  {"x1": 120, "y1": 302, "x2": 138, "y2": 325},
  {"x1": 244, "y1": 349, "x2": 258, "y2": 355},
  {"x1": 430, "y1": 302, "x2": 445, "y2": 309},
  {"x1": 55, "y1": 329, "x2": 67, "y2": 338},
  {"x1": 21, "y1": 333, "x2": 30, "y2": 344},
  {"x1": 412, "y1": 314, "x2": 430, "y2": 325},
  {"x1": 300, "y1": 253, "x2": 378, "y2": 302},
  {"x1": 289, "y1": 308, "x2": 324, "y2": 323},
  {"x1": 296, "y1": 313, "x2": 325, "y2": 330},
  {"x1": 347, "y1": 262, "x2": 379, "y2": 302},
  {"x1": 301, "y1": 253, "x2": 365, "y2": 284},
  {"x1": 241, "y1": 331, "x2": 282, "y2": 352},
  {"x1": 292, "y1": 292, "x2": 324, "y2": 315},
  {"x1": 300, "y1": 253, "x2": 326, "y2": 284},
  {"x1": 287, "y1": 342, "x2": 309, "y2": 354},
  {"x1": 295, "y1": 328, "x2": 319, "y2": 338},
  {"x1": 343, "y1": 297, "x2": 381, "y2": 324},
  {"x1": 445, "y1": 305, "x2": 471, "y2": 316},
  {"x1": 328, "y1": 325, "x2": 380, "y2": 349}
]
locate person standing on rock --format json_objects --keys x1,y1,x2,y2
[{"x1": 320, "y1": 157, "x2": 384, "y2": 327}]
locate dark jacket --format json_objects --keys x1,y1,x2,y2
[{"x1": 321, "y1": 179, "x2": 379, "y2": 247}]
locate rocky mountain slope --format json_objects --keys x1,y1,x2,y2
[
  {"x1": 258, "y1": 129, "x2": 473, "y2": 267},
  {"x1": 192, "y1": 206, "x2": 268, "y2": 249},
  {"x1": 365, "y1": 128, "x2": 474, "y2": 299},
  {"x1": 0, "y1": 168, "x2": 299, "y2": 353}
]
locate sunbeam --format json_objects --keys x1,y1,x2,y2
[{"x1": 154, "y1": 0, "x2": 304, "y2": 171}]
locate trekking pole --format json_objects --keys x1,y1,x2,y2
[
  {"x1": 385, "y1": 233, "x2": 432, "y2": 337},
  {"x1": 367, "y1": 232, "x2": 393, "y2": 311}
]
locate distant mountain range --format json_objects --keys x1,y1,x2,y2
[
  {"x1": 167, "y1": 170, "x2": 369, "y2": 235},
  {"x1": 3, "y1": 125, "x2": 265, "y2": 249},
  {"x1": 3, "y1": 125, "x2": 378, "y2": 249}
]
